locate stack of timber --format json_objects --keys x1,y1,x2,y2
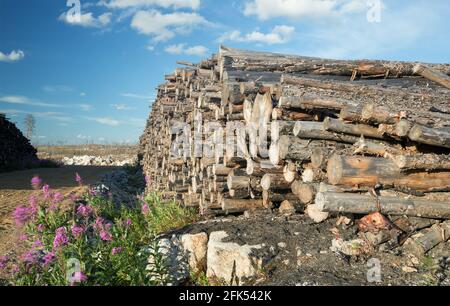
[
  {"x1": 139, "y1": 46, "x2": 450, "y2": 253},
  {"x1": 0, "y1": 113, "x2": 38, "y2": 172}
]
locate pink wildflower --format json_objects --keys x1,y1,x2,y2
[
  {"x1": 141, "y1": 203, "x2": 149, "y2": 215},
  {"x1": 123, "y1": 219, "x2": 132, "y2": 227},
  {"x1": 76, "y1": 205, "x2": 93, "y2": 218},
  {"x1": 43, "y1": 252, "x2": 55, "y2": 266},
  {"x1": 32, "y1": 240, "x2": 44, "y2": 250},
  {"x1": 0, "y1": 256, "x2": 9, "y2": 270},
  {"x1": 93, "y1": 217, "x2": 105, "y2": 231},
  {"x1": 75, "y1": 173, "x2": 83, "y2": 185},
  {"x1": 53, "y1": 192, "x2": 63, "y2": 203},
  {"x1": 70, "y1": 271, "x2": 87, "y2": 286},
  {"x1": 37, "y1": 224, "x2": 45, "y2": 232},
  {"x1": 53, "y1": 227, "x2": 69, "y2": 249},
  {"x1": 112, "y1": 247, "x2": 122, "y2": 256},
  {"x1": 71, "y1": 225, "x2": 85, "y2": 239},
  {"x1": 12, "y1": 205, "x2": 32, "y2": 226},
  {"x1": 100, "y1": 230, "x2": 113, "y2": 242},
  {"x1": 31, "y1": 176, "x2": 42, "y2": 190}
]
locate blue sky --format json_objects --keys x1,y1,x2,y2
[{"x1": 1, "y1": 0, "x2": 449, "y2": 144}]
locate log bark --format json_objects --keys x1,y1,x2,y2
[
  {"x1": 221, "y1": 198, "x2": 264, "y2": 213},
  {"x1": 408, "y1": 124, "x2": 450, "y2": 149},
  {"x1": 323, "y1": 117, "x2": 385, "y2": 139},
  {"x1": 316, "y1": 192, "x2": 450, "y2": 219},
  {"x1": 327, "y1": 155, "x2": 450, "y2": 192},
  {"x1": 414, "y1": 64, "x2": 450, "y2": 90},
  {"x1": 403, "y1": 221, "x2": 450, "y2": 256}
]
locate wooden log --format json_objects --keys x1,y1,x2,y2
[
  {"x1": 327, "y1": 155, "x2": 450, "y2": 192},
  {"x1": 414, "y1": 64, "x2": 450, "y2": 90},
  {"x1": 272, "y1": 108, "x2": 315, "y2": 121},
  {"x1": 291, "y1": 181, "x2": 317, "y2": 204},
  {"x1": 316, "y1": 192, "x2": 450, "y2": 219},
  {"x1": 261, "y1": 173, "x2": 291, "y2": 191},
  {"x1": 408, "y1": 124, "x2": 450, "y2": 149},
  {"x1": 269, "y1": 135, "x2": 326, "y2": 166},
  {"x1": 361, "y1": 104, "x2": 403, "y2": 125},
  {"x1": 283, "y1": 162, "x2": 299, "y2": 183},
  {"x1": 389, "y1": 153, "x2": 450, "y2": 171},
  {"x1": 353, "y1": 137, "x2": 403, "y2": 156},
  {"x1": 323, "y1": 117, "x2": 384, "y2": 139},
  {"x1": 221, "y1": 198, "x2": 264, "y2": 213},
  {"x1": 403, "y1": 221, "x2": 450, "y2": 256},
  {"x1": 293, "y1": 121, "x2": 359, "y2": 143},
  {"x1": 278, "y1": 94, "x2": 356, "y2": 111}
]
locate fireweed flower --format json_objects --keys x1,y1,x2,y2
[
  {"x1": 12, "y1": 205, "x2": 32, "y2": 226},
  {"x1": 31, "y1": 176, "x2": 42, "y2": 190},
  {"x1": 69, "y1": 193, "x2": 79, "y2": 202},
  {"x1": 37, "y1": 224, "x2": 45, "y2": 232},
  {"x1": 75, "y1": 173, "x2": 83, "y2": 185},
  {"x1": 100, "y1": 230, "x2": 113, "y2": 242},
  {"x1": 141, "y1": 203, "x2": 149, "y2": 215},
  {"x1": 47, "y1": 203, "x2": 58, "y2": 213},
  {"x1": 88, "y1": 188, "x2": 98, "y2": 196},
  {"x1": 112, "y1": 247, "x2": 122, "y2": 256},
  {"x1": 19, "y1": 233, "x2": 28, "y2": 241},
  {"x1": 123, "y1": 219, "x2": 132, "y2": 227},
  {"x1": 76, "y1": 205, "x2": 93, "y2": 218},
  {"x1": 53, "y1": 192, "x2": 63, "y2": 203},
  {"x1": 93, "y1": 217, "x2": 105, "y2": 231},
  {"x1": 22, "y1": 251, "x2": 38, "y2": 265},
  {"x1": 70, "y1": 271, "x2": 87, "y2": 286},
  {"x1": 71, "y1": 225, "x2": 85, "y2": 239},
  {"x1": 42, "y1": 184, "x2": 51, "y2": 199},
  {"x1": 32, "y1": 240, "x2": 44, "y2": 250},
  {"x1": 53, "y1": 227, "x2": 69, "y2": 249},
  {"x1": 0, "y1": 256, "x2": 9, "y2": 270},
  {"x1": 42, "y1": 252, "x2": 55, "y2": 266}
]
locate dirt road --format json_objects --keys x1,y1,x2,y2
[{"x1": 0, "y1": 166, "x2": 118, "y2": 267}]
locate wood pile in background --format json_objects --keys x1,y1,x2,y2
[
  {"x1": 0, "y1": 113, "x2": 38, "y2": 172},
  {"x1": 139, "y1": 46, "x2": 450, "y2": 254}
]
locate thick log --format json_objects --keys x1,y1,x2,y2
[
  {"x1": 278, "y1": 94, "x2": 356, "y2": 111},
  {"x1": 221, "y1": 198, "x2": 264, "y2": 213},
  {"x1": 261, "y1": 173, "x2": 291, "y2": 191},
  {"x1": 408, "y1": 124, "x2": 450, "y2": 149},
  {"x1": 283, "y1": 162, "x2": 299, "y2": 183},
  {"x1": 269, "y1": 135, "x2": 328, "y2": 166},
  {"x1": 389, "y1": 153, "x2": 450, "y2": 171},
  {"x1": 323, "y1": 117, "x2": 384, "y2": 139},
  {"x1": 327, "y1": 155, "x2": 450, "y2": 192},
  {"x1": 361, "y1": 104, "x2": 403, "y2": 125},
  {"x1": 316, "y1": 192, "x2": 450, "y2": 219},
  {"x1": 414, "y1": 64, "x2": 450, "y2": 90},
  {"x1": 293, "y1": 121, "x2": 359, "y2": 143}
]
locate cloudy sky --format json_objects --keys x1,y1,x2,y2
[{"x1": 1, "y1": 0, "x2": 449, "y2": 144}]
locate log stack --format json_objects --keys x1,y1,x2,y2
[
  {"x1": 139, "y1": 46, "x2": 450, "y2": 250},
  {"x1": 0, "y1": 113, "x2": 38, "y2": 172}
]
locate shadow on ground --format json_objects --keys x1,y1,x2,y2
[{"x1": 0, "y1": 166, "x2": 122, "y2": 190}]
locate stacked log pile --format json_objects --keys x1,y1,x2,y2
[
  {"x1": 0, "y1": 113, "x2": 38, "y2": 172},
  {"x1": 139, "y1": 46, "x2": 450, "y2": 255}
]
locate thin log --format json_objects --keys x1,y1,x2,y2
[
  {"x1": 414, "y1": 64, "x2": 450, "y2": 90},
  {"x1": 323, "y1": 117, "x2": 385, "y2": 139},
  {"x1": 408, "y1": 124, "x2": 450, "y2": 149}
]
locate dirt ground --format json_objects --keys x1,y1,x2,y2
[
  {"x1": 0, "y1": 166, "x2": 119, "y2": 275},
  {"x1": 167, "y1": 212, "x2": 450, "y2": 286}
]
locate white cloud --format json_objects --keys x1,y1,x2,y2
[
  {"x1": 0, "y1": 95, "x2": 63, "y2": 108},
  {"x1": 164, "y1": 44, "x2": 208, "y2": 56},
  {"x1": 112, "y1": 104, "x2": 135, "y2": 110},
  {"x1": 243, "y1": 0, "x2": 366, "y2": 20},
  {"x1": 220, "y1": 25, "x2": 295, "y2": 45},
  {"x1": 0, "y1": 50, "x2": 25, "y2": 63},
  {"x1": 121, "y1": 93, "x2": 153, "y2": 100},
  {"x1": 77, "y1": 134, "x2": 92, "y2": 140},
  {"x1": 131, "y1": 10, "x2": 210, "y2": 41},
  {"x1": 59, "y1": 11, "x2": 112, "y2": 28},
  {"x1": 0, "y1": 109, "x2": 73, "y2": 123},
  {"x1": 80, "y1": 92, "x2": 87, "y2": 97},
  {"x1": 100, "y1": 0, "x2": 200, "y2": 10},
  {"x1": 79, "y1": 104, "x2": 93, "y2": 111},
  {"x1": 86, "y1": 117, "x2": 121, "y2": 126}
]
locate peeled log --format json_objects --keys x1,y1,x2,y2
[
  {"x1": 323, "y1": 117, "x2": 384, "y2": 139},
  {"x1": 291, "y1": 181, "x2": 317, "y2": 204},
  {"x1": 261, "y1": 173, "x2": 291, "y2": 191},
  {"x1": 408, "y1": 124, "x2": 450, "y2": 149},
  {"x1": 293, "y1": 121, "x2": 359, "y2": 144},
  {"x1": 327, "y1": 155, "x2": 450, "y2": 192},
  {"x1": 221, "y1": 198, "x2": 264, "y2": 213},
  {"x1": 316, "y1": 192, "x2": 450, "y2": 219},
  {"x1": 414, "y1": 64, "x2": 450, "y2": 90},
  {"x1": 269, "y1": 135, "x2": 326, "y2": 166}
]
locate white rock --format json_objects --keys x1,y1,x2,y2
[
  {"x1": 180, "y1": 233, "x2": 208, "y2": 274},
  {"x1": 207, "y1": 231, "x2": 262, "y2": 286}
]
